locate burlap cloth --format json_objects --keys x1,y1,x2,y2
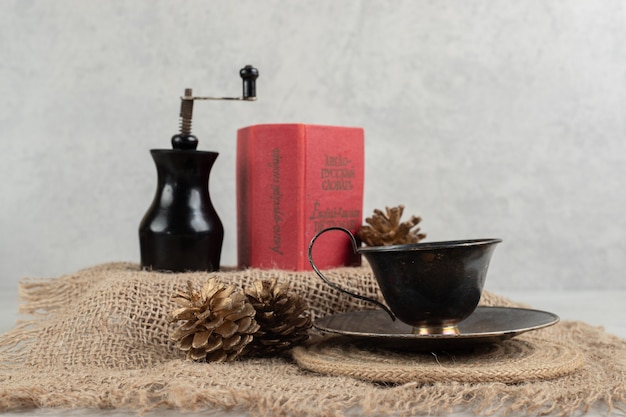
[{"x1": 0, "y1": 262, "x2": 624, "y2": 416}]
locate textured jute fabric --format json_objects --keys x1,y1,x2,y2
[{"x1": 0, "y1": 262, "x2": 624, "y2": 416}]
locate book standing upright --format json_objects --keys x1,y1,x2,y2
[{"x1": 237, "y1": 124, "x2": 364, "y2": 270}]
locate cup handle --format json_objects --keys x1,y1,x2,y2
[{"x1": 308, "y1": 226, "x2": 396, "y2": 321}]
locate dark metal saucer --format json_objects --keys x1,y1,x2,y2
[{"x1": 313, "y1": 307, "x2": 559, "y2": 350}]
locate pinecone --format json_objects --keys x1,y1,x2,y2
[
  {"x1": 357, "y1": 205, "x2": 426, "y2": 246},
  {"x1": 243, "y1": 278, "x2": 312, "y2": 357},
  {"x1": 169, "y1": 279, "x2": 260, "y2": 362}
]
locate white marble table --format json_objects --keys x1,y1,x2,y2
[{"x1": 0, "y1": 288, "x2": 624, "y2": 417}]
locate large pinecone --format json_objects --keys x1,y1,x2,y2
[
  {"x1": 169, "y1": 279, "x2": 260, "y2": 362},
  {"x1": 357, "y1": 205, "x2": 426, "y2": 246},
  {"x1": 243, "y1": 278, "x2": 312, "y2": 357}
]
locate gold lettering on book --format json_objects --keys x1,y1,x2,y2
[
  {"x1": 269, "y1": 148, "x2": 283, "y2": 255},
  {"x1": 309, "y1": 200, "x2": 361, "y2": 233},
  {"x1": 321, "y1": 153, "x2": 356, "y2": 191}
]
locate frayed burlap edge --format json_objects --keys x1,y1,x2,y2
[{"x1": 0, "y1": 262, "x2": 624, "y2": 417}]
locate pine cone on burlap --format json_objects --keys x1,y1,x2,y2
[
  {"x1": 357, "y1": 205, "x2": 426, "y2": 246},
  {"x1": 169, "y1": 279, "x2": 260, "y2": 362},
  {"x1": 243, "y1": 278, "x2": 312, "y2": 357}
]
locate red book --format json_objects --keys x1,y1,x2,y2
[{"x1": 236, "y1": 124, "x2": 364, "y2": 270}]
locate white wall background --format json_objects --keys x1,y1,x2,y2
[{"x1": 1, "y1": 1, "x2": 625, "y2": 291}]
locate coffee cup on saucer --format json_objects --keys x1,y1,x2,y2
[{"x1": 308, "y1": 227, "x2": 501, "y2": 335}]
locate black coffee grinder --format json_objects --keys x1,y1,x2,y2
[{"x1": 139, "y1": 65, "x2": 259, "y2": 272}]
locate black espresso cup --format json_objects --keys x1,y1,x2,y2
[{"x1": 308, "y1": 227, "x2": 502, "y2": 335}]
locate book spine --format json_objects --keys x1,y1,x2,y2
[{"x1": 237, "y1": 124, "x2": 303, "y2": 269}]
